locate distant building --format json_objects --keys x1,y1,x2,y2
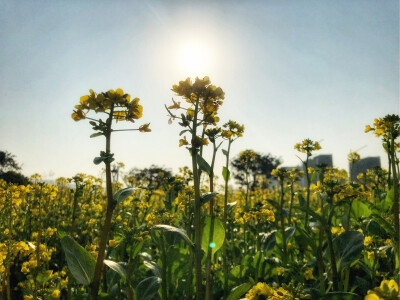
[{"x1": 350, "y1": 157, "x2": 381, "y2": 181}]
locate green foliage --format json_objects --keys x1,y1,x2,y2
[
  {"x1": 136, "y1": 276, "x2": 162, "y2": 300},
  {"x1": 201, "y1": 216, "x2": 225, "y2": 256},
  {"x1": 332, "y1": 231, "x2": 364, "y2": 270},
  {"x1": 153, "y1": 225, "x2": 193, "y2": 247},
  {"x1": 60, "y1": 235, "x2": 95, "y2": 286},
  {"x1": 226, "y1": 282, "x2": 252, "y2": 300},
  {"x1": 197, "y1": 155, "x2": 211, "y2": 175}
]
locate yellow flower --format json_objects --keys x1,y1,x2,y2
[
  {"x1": 367, "y1": 251, "x2": 375, "y2": 259},
  {"x1": 108, "y1": 240, "x2": 118, "y2": 247},
  {"x1": 331, "y1": 227, "x2": 345, "y2": 235},
  {"x1": 51, "y1": 289, "x2": 60, "y2": 298},
  {"x1": 277, "y1": 267, "x2": 285, "y2": 276},
  {"x1": 365, "y1": 279, "x2": 399, "y2": 300},
  {"x1": 179, "y1": 136, "x2": 189, "y2": 147},
  {"x1": 139, "y1": 123, "x2": 151, "y2": 132},
  {"x1": 304, "y1": 268, "x2": 314, "y2": 280},
  {"x1": 364, "y1": 236, "x2": 373, "y2": 247}
]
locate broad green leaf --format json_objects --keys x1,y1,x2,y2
[
  {"x1": 200, "y1": 192, "x2": 218, "y2": 206},
  {"x1": 153, "y1": 225, "x2": 193, "y2": 247},
  {"x1": 310, "y1": 170, "x2": 317, "y2": 182},
  {"x1": 197, "y1": 155, "x2": 211, "y2": 175},
  {"x1": 103, "y1": 260, "x2": 126, "y2": 280},
  {"x1": 114, "y1": 187, "x2": 138, "y2": 203},
  {"x1": 60, "y1": 235, "x2": 95, "y2": 286},
  {"x1": 201, "y1": 216, "x2": 225, "y2": 256},
  {"x1": 351, "y1": 200, "x2": 371, "y2": 219},
  {"x1": 370, "y1": 214, "x2": 395, "y2": 236},
  {"x1": 93, "y1": 157, "x2": 104, "y2": 165},
  {"x1": 333, "y1": 231, "x2": 364, "y2": 270},
  {"x1": 229, "y1": 265, "x2": 248, "y2": 280},
  {"x1": 143, "y1": 261, "x2": 161, "y2": 278},
  {"x1": 260, "y1": 230, "x2": 276, "y2": 253},
  {"x1": 90, "y1": 132, "x2": 103, "y2": 138},
  {"x1": 226, "y1": 282, "x2": 252, "y2": 300},
  {"x1": 297, "y1": 193, "x2": 305, "y2": 206},
  {"x1": 222, "y1": 166, "x2": 230, "y2": 181},
  {"x1": 376, "y1": 187, "x2": 393, "y2": 211},
  {"x1": 136, "y1": 276, "x2": 161, "y2": 300}
]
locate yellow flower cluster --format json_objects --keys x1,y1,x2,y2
[
  {"x1": 365, "y1": 279, "x2": 399, "y2": 300},
  {"x1": 243, "y1": 207, "x2": 275, "y2": 224},
  {"x1": 221, "y1": 120, "x2": 245, "y2": 139},
  {"x1": 294, "y1": 139, "x2": 321, "y2": 154},
  {"x1": 72, "y1": 88, "x2": 143, "y2": 122},
  {"x1": 245, "y1": 282, "x2": 296, "y2": 300},
  {"x1": 365, "y1": 114, "x2": 400, "y2": 140},
  {"x1": 348, "y1": 151, "x2": 361, "y2": 164}
]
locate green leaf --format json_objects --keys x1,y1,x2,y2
[
  {"x1": 93, "y1": 157, "x2": 104, "y2": 165},
  {"x1": 114, "y1": 188, "x2": 138, "y2": 203},
  {"x1": 201, "y1": 216, "x2": 225, "y2": 256},
  {"x1": 222, "y1": 149, "x2": 228, "y2": 156},
  {"x1": 333, "y1": 231, "x2": 364, "y2": 270},
  {"x1": 135, "y1": 276, "x2": 161, "y2": 300},
  {"x1": 222, "y1": 166, "x2": 230, "y2": 181},
  {"x1": 377, "y1": 187, "x2": 394, "y2": 211},
  {"x1": 370, "y1": 214, "x2": 395, "y2": 236},
  {"x1": 310, "y1": 170, "x2": 317, "y2": 182},
  {"x1": 60, "y1": 235, "x2": 95, "y2": 286},
  {"x1": 260, "y1": 230, "x2": 276, "y2": 253},
  {"x1": 103, "y1": 260, "x2": 126, "y2": 280},
  {"x1": 197, "y1": 155, "x2": 211, "y2": 175},
  {"x1": 143, "y1": 261, "x2": 161, "y2": 278},
  {"x1": 297, "y1": 193, "x2": 305, "y2": 206},
  {"x1": 351, "y1": 200, "x2": 371, "y2": 219},
  {"x1": 200, "y1": 192, "x2": 218, "y2": 206},
  {"x1": 153, "y1": 225, "x2": 193, "y2": 247},
  {"x1": 226, "y1": 282, "x2": 252, "y2": 300},
  {"x1": 179, "y1": 129, "x2": 189, "y2": 136},
  {"x1": 90, "y1": 132, "x2": 103, "y2": 138}
]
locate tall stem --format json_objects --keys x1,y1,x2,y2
[
  {"x1": 390, "y1": 138, "x2": 399, "y2": 251},
  {"x1": 223, "y1": 140, "x2": 232, "y2": 298},
  {"x1": 205, "y1": 143, "x2": 217, "y2": 300},
  {"x1": 304, "y1": 156, "x2": 311, "y2": 229},
  {"x1": 279, "y1": 178, "x2": 287, "y2": 261},
  {"x1": 91, "y1": 105, "x2": 115, "y2": 300},
  {"x1": 190, "y1": 99, "x2": 203, "y2": 300}
]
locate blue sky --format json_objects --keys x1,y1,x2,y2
[{"x1": 0, "y1": 0, "x2": 398, "y2": 180}]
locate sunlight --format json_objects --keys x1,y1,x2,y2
[{"x1": 178, "y1": 41, "x2": 211, "y2": 75}]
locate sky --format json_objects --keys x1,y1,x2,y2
[{"x1": 0, "y1": 0, "x2": 399, "y2": 181}]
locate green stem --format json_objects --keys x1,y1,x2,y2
[
  {"x1": 205, "y1": 143, "x2": 217, "y2": 300},
  {"x1": 390, "y1": 139, "x2": 399, "y2": 251},
  {"x1": 304, "y1": 156, "x2": 311, "y2": 229},
  {"x1": 279, "y1": 178, "x2": 287, "y2": 262},
  {"x1": 223, "y1": 139, "x2": 232, "y2": 298},
  {"x1": 191, "y1": 98, "x2": 203, "y2": 300},
  {"x1": 91, "y1": 105, "x2": 115, "y2": 300}
]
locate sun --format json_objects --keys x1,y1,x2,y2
[{"x1": 178, "y1": 42, "x2": 211, "y2": 75}]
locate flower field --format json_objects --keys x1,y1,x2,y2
[{"x1": 0, "y1": 78, "x2": 399, "y2": 300}]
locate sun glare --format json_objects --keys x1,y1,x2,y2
[{"x1": 178, "y1": 42, "x2": 211, "y2": 75}]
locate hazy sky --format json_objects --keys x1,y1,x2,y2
[{"x1": 0, "y1": 0, "x2": 398, "y2": 180}]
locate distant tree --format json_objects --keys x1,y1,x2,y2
[
  {"x1": 0, "y1": 151, "x2": 21, "y2": 171},
  {"x1": 125, "y1": 165, "x2": 172, "y2": 189},
  {"x1": 0, "y1": 151, "x2": 29, "y2": 185},
  {"x1": 231, "y1": 150, "x2": 282, "y2": 189}
]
